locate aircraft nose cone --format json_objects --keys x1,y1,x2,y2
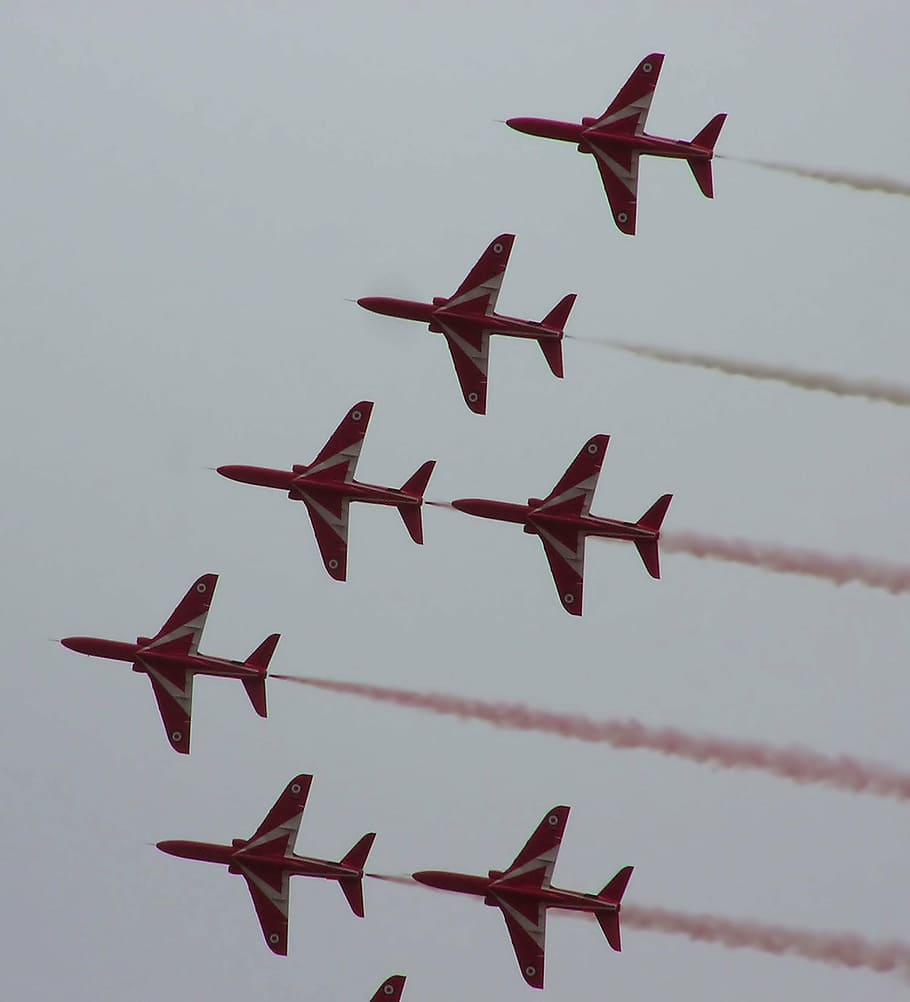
[{"x1": 60, "y1": 637, "x2": 90, "y2": 654}]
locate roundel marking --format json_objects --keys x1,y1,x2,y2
[
  {"x1": 587, "y1": 443, "x2": 598, "y2": 455},
  {"x1": 493, "y1": 242, "x2": 504, "y2": 254},
  {"x1": 384, "y1": 986, "x2": 395, "y2": 996},
  {"x1": 171, "y1": 731, "x2": 183, "y2": 742},
  {"x1": 617, "y1": 212, "x2": 628, "y2": 223},
  {"x1": 467, "y1": 392, "x2": 479, "y2": 403},
  {"x1": 642, "y1": 61, "x2": 653, "y2": 73},
  {"x1": 269, "y1": 933, "x2": 280, "y2": 945},
  {"x1": 328, "y1": 558, "x2": 339, "y2": 570},
  {"x1": 196, "y1": 582, "x2": 207, "y2": 593},
  {"x1": 564, "y1": 593, "x2": 575, "y2": 605},
  {"x1": 290, "y1": 783, "x2": 301, "y2": 794},
  {"x1": 547, "y1": 813, "x2": 560, "y2": 826},
  {"x1": 525, "y1": 966, "x2": 537, "y2": 977},
  {"x1": 352, "y1": 409, "x2": 362, "y2": 421}
]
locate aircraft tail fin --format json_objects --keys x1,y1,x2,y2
[
  {"x1": 246, "y1": 633, "x2": 280, "y2": 671},
  {"x1": 242, "y1": 677, "x2": 268, "y2": 717},
  {"x1": 688, "y1": 114, "x2": 726, "y2": 198},
  {"x1": 634, "y1": 494, "x2": 671, "y2": 579},
  {"x1": 542, "y1": 293, "x2": 576, "y2": 331},
  {"x1": 537, "y1": 294, "x2": 575, "y2": 378},
  {"x1": 398, "y1": 461, "x2": 436, "y2": 544},
  {"x1": 340, "y1": 832, "x2": 376, "y2": 872},
  {"x1": 692, "y1": 113, "x2": 726, "y2": 152},
  {"x1": 338, "y1": 832, "x2": 376, "y2": 918},
  {"x1": 596, "y1": 865, "x2": 633, "y2": 952}
]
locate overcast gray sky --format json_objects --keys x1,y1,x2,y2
[{"x1": 3, "y1": 3, "x2": 909, "y2": 999}]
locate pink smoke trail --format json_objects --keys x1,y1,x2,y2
[
  {"x1": 362, "y1": 872, "x2": 910, "y2": 978},
  {"x1": 720, "y1": 155, "x2": 910, "y2": 197},
  {"x1": 662, "y1": 531, "x2": 910, "y2": 595},
  {"x1": 622, "y1": 905, "x2": 910, "y2": 978},
  {"x1": 270, "y1": 676, "x2": 910, "y2": 802},
  {"x1": 603, "y1": 341, "x2": 910, "y2": 407}
]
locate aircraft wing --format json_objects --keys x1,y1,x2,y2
[
  {"x1": 446, "y1": 234, "x2": 515, "y2": 316},
  {"x1": 242, "y1": 774, "x2": 313, "y2": 857},
  {"x1": 537, "y1": 435, "x2": 610, "y2": 518},
  {"x1": 143, "y1": 573, "x2": 217, "y2": 657},
  {"x1": 591, "y1": 147, "x2": 641, "y2": 235},
  {"x1": 237, "y1": 860, "x2": 291, "y2": 955},
  {"x1": 143, "y1": 663, "x2": 194, "y2": 754},
  {"x1": 591, "y1": 53, "x2": 665, "y2": 136},
  {"x1": 537, "y1": 524, "x2": 587, "y2": 616},
  {"x1": 370, "y1": 976, "x2": 406, "y2": 1002},
  {"x1": 293, "y1": 486, "x2": 351, "y2": 581},
  {"x1": 498, "y1": 806, "x2": 570, "y2": 890},
  {"x1": 437, "y1": 320, "x2": 491, "y2": 414},
  {"x1": 495, "y1": 893, "x2": 547, "y2": 990},
  {"x1": 304, "y1": 401, "x2": 374, "y2": 483}
]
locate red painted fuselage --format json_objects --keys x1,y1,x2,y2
[
  {"x1": 412, "y1": 869, "x2": 620, "y2": 917},
  {"x1": 61, "y1": 635, "x2": 266, "y2": 684},
  {"x1": 157, "y1": 839, "x2": 363, "y2": 883},
  {"x1": 450, "y1": 497, "x2": 659, "y2": 545},
  {"x1": 507, "y1": 116, "x2": 715, "y2": 164},
  {"x1": 357, "y1": 297, "x2": 564, "y2": 347},
  {"x1": 216, "y1": 464, "x2": 423, "y2": 512}
]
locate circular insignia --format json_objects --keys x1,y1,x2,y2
[
  {"x1": 384, "y1": 987, "x2": 395, "y2": 996},
  {"x1": 617, "y1": 212, "x2": 628, "y2": 223},
  {"x1": 352, "y1": 410, "x2": 362, "y2": 421},
  {"x1": 328, "y1": 558, "x2": 339, "y2": 570},
  {"x1": 643, "y1": 61, "x2": 653, "y2": 73},
  {"x1": 525, "y1": 966, "x2": 536, "y2": 977},
  {"x1": 564, "y1": 593, "x2": 575, "y2": 605},
  {"x1": 269, "y1": 933, "x2": 280, "y2": 945},
  {"x1": 172, "y1": 731, "x2": 182, "y2": 742},
  {"x1": 548, "y1": 814, "x2": 560, "y2": 826},
  {"x1": 291, "y1": 783, "x2": 301, "y2": 794},
  {"x1": 493, "y1": 242, "x2": 504, "y2": 254},
  {"x1": 196, "y1": 583, "x2": 207, "y2": 593},
  {"x1": 587, "y1": 443, "x2": 598, "y2": 454},
  {"x1": 467, "y1": 392, "x2": 479, "y2": 403}
]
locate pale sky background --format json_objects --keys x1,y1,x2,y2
[{"x1": 3, "y1": 3, "x2": 909, "y2": 1000}]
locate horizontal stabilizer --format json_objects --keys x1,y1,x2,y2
[
  {"x1": 340, "y1": 876, "x2": 366, "y2": 918},
  {"x1": 341, "y1": 832, "x2": 376, "y2": 872},
  {"x1": 242, "y1": 677, "x2": 268, "y2": 717},
  {"x1": 688, "y1": 157, "x2": 716, "y2": 198},
  {"x1": 247, "y1": 633, "x2": 280, "y2": 670},
  {"x1": 599, "y1": 865, "x2": 634, "y2": 903},
  {"x1": 398, "y1": 461, "x2": 435, "y2": 544},
  {"x1": 596, "y1": 910, "x2": 623, "y2": 952},
  {"x1": 691, "y1": 112, "x2": 726, "y2": 152},
  {"x1": 542, "y1": 293, "x2": 576, "y2": 332},
  {"x1": 634, "y1": 539, "x2": 661, "y2": 579},
  {"x1": 637, "y1": 494, "x2": 672, "y2": 532},
  {"x1": 538, "y1": 337, "x2": 565, "y2": 378}
]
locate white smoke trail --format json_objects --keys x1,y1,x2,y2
[
  {"x1": 271, "y1": 676, "x2": 910, "y2": 801},
  {"x1": 604, "y1": 341, "x2": 910, "y2": 407},
  {"x1": 720, "y1": 155, "x2": 910, "y2": 197},
  {"x1": 663, "y1": 531, "x2": 910, "y2": 595}
]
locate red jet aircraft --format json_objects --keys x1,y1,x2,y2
[
  {"x1": 507, "y1": 53, "x2": 726, "y2": 235},
  {"x1": 218, "y1": 401, "x2": 435, "y2": 581},
  {"x1": 371, "y1": 976, "x2": 406, "y2": 1002},
  {"x1": 61, "y1": 573, "x2": 278, "y2": 754},
  {"x1": 358, "y1": 234, "x2": 575, "y2": 414},
  {"x1": 157, "y1": 774, "x2": 375, "y2": 955},
  {"x1": 451, "y1": 434, "x2": 671, "y2": 616},
  {"x1": 412, "y1": 806, "x2": 632, "y2": 989}
]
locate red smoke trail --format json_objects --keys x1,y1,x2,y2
[
  {"x1": 602, "y1": 341, "x2": 910, "y2": 407},
  {"x1": 622, "y1": 906, "x2": 910, "y2": 978},
  {"x1": 662, "y1": 531, "x2": 910, "y2": 595},
  {"x1": 270, "y1": 676, "x2": 910, "y2": 802},
  {"x1": 364, "y1": 872, "x2": 910, "y2": 978},
  {"x1": 720, "y1": 155, "x2": 910, "y2": 197}
]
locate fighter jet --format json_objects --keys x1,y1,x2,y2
[
  {"x1": 507, "y1": 53, "x2": 726, "y2": 235},
  {"x1": 218, "y1": 401, "x2": 435, "y2": 581},
  {"x1": 451, "y1": 434, "x2": 671, "y2": 616},
  {"x1": 61, "y1": 573, "x2": 278, "y2": 754},
  {"x1": 371, "y1": 976, "x2": 406, "y2": 1002},
  {"x1": 358, "y1": 234, "x2": 575, "y2": 414},
  {"x1": 157, "y1": 774, "x2": 375, "y2": 955},
  {"x1": 413, "y1": 806, "x2": 632, "y2": 989}
]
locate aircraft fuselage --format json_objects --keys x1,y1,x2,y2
[
  {"x1": 216, "y1": 466, "x2": 422, "y2": 509},
  {"x1": 506, "y1": 117, "x2": 712, "y2": 162},
  {"x1": 156, "y1": 840, "x2": 362, "y2": 881},
  {"x1": 60, "y1": 636, "x2": 264, "y2": 680},
  {"x1": 412, "y1": 870, "x2": 618, "y2": 915},
  {"x1": 357, "y1": 297, "x2": 562, "y2": 343},
  {"x1": 450, "y1": 498, "x2": 659, "y2": 544}
]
